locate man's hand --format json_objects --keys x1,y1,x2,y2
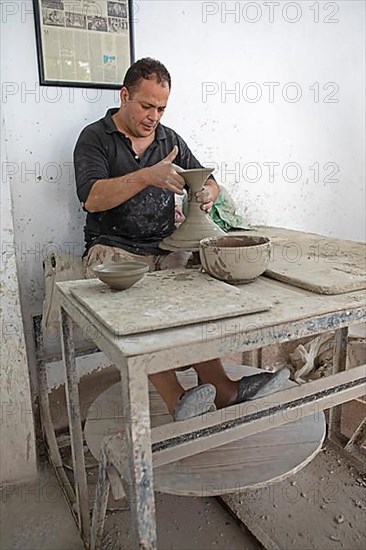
[
  {"x1": 144, "y1": 145, "x2": 185, "y2": 195},
  {"x1": 195, "y1": 187, "x2": 213, "y2": 212},
  {"x1": 195, "y1": 177, "x2": 219, "y2": 212}
]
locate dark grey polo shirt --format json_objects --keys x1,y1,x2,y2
[{"x1": 74, "y1": 108, "x2": 203, "y2": 255}]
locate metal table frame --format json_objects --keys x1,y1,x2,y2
[{"x1": 44, "y1": 274, "x2": 366, "y2": 549}]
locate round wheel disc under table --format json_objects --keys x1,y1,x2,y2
[{"x1": 84, "y1": 365, "x2": 326, "y2": 496}]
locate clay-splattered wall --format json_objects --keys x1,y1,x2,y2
[{"x1": 155, "y1": 2, "x2": 365, "y2": 240}]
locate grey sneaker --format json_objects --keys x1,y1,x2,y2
[
  {"x1": 234, "y1": 367, "x2": 290, "y2": 403},
  {"x1": 174, "y1": 384, "x2": 216, "y2": 421}
]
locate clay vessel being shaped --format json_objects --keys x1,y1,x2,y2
[{"x1": 159, "y1": 167, "x2": 226, "y2": 252}]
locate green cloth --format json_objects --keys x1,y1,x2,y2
[
  {"x1": 211, "y1": 185, "x2": 251, "y2": 231},
  {"x1": 182, "y1": 185, "x2": 251, "y2": 232}
]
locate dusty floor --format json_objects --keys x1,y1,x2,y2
[
  {"x1": 223, "y1": 440, "x2": 366, "y2": 550},
  {"x1": 1, "y1": 440, "x2": 365, "y2": 550},
  {"x1": 0, "y1": 462, "x2": 259, "y2": 550},
  {"x1": 3, "y1": 342, "x2": 364, "y2": 550},
  {"x1": 102, "y1": 492, "x2": 260, "y2": 550},
  {"x1": 0, "y1": 465, "x2": 83, "y2": 550}
]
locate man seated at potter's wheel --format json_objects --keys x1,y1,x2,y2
[{"x1": 74, "y1": 57, "x2": 289, "y2": 421}]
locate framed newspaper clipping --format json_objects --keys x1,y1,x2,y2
[{"x1": 33, "y1": 1, "x2": 135, "y2": 89}]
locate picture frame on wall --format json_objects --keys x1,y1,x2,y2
[{"x1": 32, "y1": 0, "x2": 135, "y2": 89}]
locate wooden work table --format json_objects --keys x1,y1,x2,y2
[{"x1": 54, "y1": 245, "x2": 366, "y2": 549}]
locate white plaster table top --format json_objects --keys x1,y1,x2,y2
[
  {"x1": 57, "y1": 275, "x2": 366, "y2": 373},
  {"x1": 69, "y1": 269, "x2": 271, "y2": 336}
]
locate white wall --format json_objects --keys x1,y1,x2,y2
[
  {"x1": 143, "y1": 1, "x2": 365, "y2": 240},
  {"x1": 1, "y1": 1, "x2": 365, "y2": 403}
]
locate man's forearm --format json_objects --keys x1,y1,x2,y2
[
  {"x1": 84, "y1": 148, "x2": 184, "y2": 212},
  {"x1": 84, "y1": 169, "x2": 149, "y2": 212}
]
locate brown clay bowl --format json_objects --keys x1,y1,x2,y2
[
  {"x1": 199, "y1": 235, "x2": 271, "y2": 284},
  {"x1": 92, "y1": 261, "x2": 149, "y2": 290}
]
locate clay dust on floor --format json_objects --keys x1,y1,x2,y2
[
  {"x1": 0, "y1": 465, "x2": 83, "y2": 550},
  {"x1": 2, "y1": 443, "x2": 365, "y2": 550},
  {"x1": 0, "y1": 463, "x2": 259, "y2": 550},
  {"x1": 222, "y1": 440, "x2": 366, "y2": 550},
  {"x1": 101, "y1": 494, "x2": 260, "y2": 550}
]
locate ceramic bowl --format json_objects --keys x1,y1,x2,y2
[
  {"x1": 199, "y1": 235, "x2": 271, "y2": 284},
  {"x1": 92, "y1": 261, "x2": 149, "y2": 290}
]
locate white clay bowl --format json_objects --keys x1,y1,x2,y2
[{"x1": 199, "y1": 235, "x2": 271, "y2": 284}]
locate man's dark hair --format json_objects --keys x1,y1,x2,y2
[{"x1": 122, "y1": 57, "x2": 171, "y2": 96}]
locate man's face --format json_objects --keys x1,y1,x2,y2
[{"x1": 120, "y1": 77, "x2": 170, "y2": 138}]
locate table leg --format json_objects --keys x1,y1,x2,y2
[
  {"x1": 250, "y1": 348, "x2": 263, "y2": 369},
  {"x1": 60, "y1": 307, "x2": 90, "y2": 544},
  {"x1": 120, "y1": 363, "x2": 157, "y2": 549},
  {"x1": 90, "y1": 445, "x2": 110, "y2": 550},
  {"x1": 344, "y1": 417, "x2": 366, "y2": 463},
  {"x1": 34, "y1": 317, "x2": 76, "y2": 505},
  {"x1": 328, "y1": 327, "x2": 349, "y2": 441},
  {"x1": 37, "y1": 356, "x2": 76, "y2": 505}
]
